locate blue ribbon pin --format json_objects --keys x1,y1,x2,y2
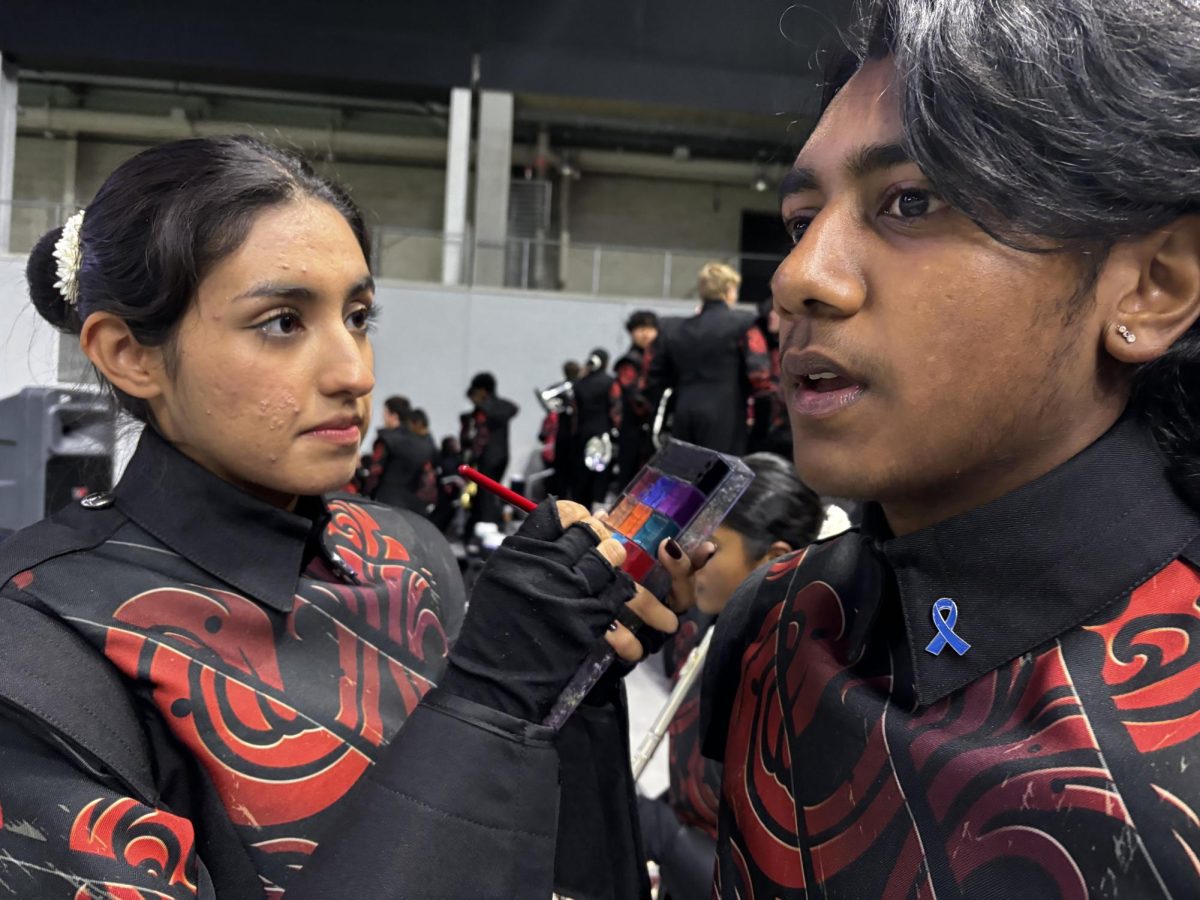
[{"x1": 925, "y1": 598, "x2": 971, "y2": 656}]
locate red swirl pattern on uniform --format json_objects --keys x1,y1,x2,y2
[
  {"x1": 772, "y1": 579, "x2": 902, "y2": 891},
  {"x1": 89, "y1": 500, "x2": 451, "y2": 894},
  {"x1": 901, "y1": 647, "x2": 1118, "y2": 900},
  {"x1": 103, "y1": 586, "x2": 375, "y2": 828},
  {"x1": 721, "y1": 600, "x2": 806, "y2": 894},
  {"x1": 719, "y1": 553, "x2": 1160, "y2": 898},
  {"x1": 1085, "y1": 559, "x2": 1200, "y2": 753},
  {"x1": 326, "y1": 498, "x2": 411, "y2": 574},
  {"x1": 70, "y1": 797, "x2": 197, "y2": 894},
  {"x1": 73, "y1": 886, "x2": 174, "y2": 900}
]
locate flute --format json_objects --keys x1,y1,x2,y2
[{"x1": 631, "y1": 625, "x2": 715, "y2": 781}]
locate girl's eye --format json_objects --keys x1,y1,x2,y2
[
  {"x1": 347, "y1": 304, "x2": 379, "y2": 333},
  {"x1": 259, "y1": 311, "x2": 302, "y2": 337},
  {"x1": 883, "y1": 188, "x2": 944, "y2": 220}
]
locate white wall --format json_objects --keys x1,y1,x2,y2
[
  {"x1": 0, "y1": 253, "x2": 59, "y2": 400},
  {"x1": 367, "y1": 282, "x2": 693, "y2": 478}
]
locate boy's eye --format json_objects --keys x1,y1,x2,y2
[{"x1": 882, "y1": 187, "x2": 945, "y2": 221}]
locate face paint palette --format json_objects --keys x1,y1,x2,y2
[
  {"x1": 541, "y1": 439, "x2": 753, "y2": 731},
  {"x1": 605, "y1": 440, "x2": 754, "y2": 598}
]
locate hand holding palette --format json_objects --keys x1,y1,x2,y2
[{"x1": 542, "y1": 440, "x2": 753, "y2": 730}]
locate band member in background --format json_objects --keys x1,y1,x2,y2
[
  {"x1": 381, "y1": 394, "x2": 411, "y2": 431},
  {"x1": 747, "y1": 297, "x2": 791, "y2": 459},
  {"x1": 647, "y1": 263, "x2": 772, "y2": 455},
  {"x1": 546, "y1": 359, "x2": 582, "y2": 498},
  {"x1": 367, "y1": 407, "x2": 438, "y2": 516},
  {"x1": 569, "y1": 348, "x2": 617, "y2": 510},
  {"x1": 461, "y1": 371, "x2": 519, "y2": 531},
  {"x1": 613, "y1": 310, "x2": 659, "y2": 484}
]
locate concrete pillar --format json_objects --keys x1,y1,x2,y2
[
  {"x1": 441, "y1": 87, "x2": 472, "y2": 285},
  {"x1": 471, "y1": 90, "x2": 513, "y2": 287},
  {"x1": 0, "y1": 54, "x2": 18, "y2": 254},
  {"x1": 62, "y1": 137, "x2": 78, "y2": 211}
]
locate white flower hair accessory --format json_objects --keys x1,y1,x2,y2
[{"x1": 53, "y1": 210, "x2": 85, "y2": 307}]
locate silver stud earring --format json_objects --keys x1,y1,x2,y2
[{"x1": 1116, "y1": 324, "x2": 1137, "y2": 344}]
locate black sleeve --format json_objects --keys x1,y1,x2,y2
[
  {"x1": 644, "y1": 329, "x2": 675, "y2": 409},
  {"x1": 284, "y1": 690, "x2": 562, "y2": 899},
  {"x1": 553, "y1": 683, "x2": 651, "y2": 899}
]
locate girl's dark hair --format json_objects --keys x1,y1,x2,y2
[
  {"x1": 26, "y1": 134, "x2": 371, "y2": 422},
  {"x1": 826, "y1": 0, "x2": 1200, "y2": 506},
  {"x1": 723, "y1": 453, "x2": 824, "y2": 560}
]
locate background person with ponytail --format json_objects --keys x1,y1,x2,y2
[
  {"x1": 0, "y1": 134, "x2": 687, "y2": 899},
  {"x1": 638, "y1": 453, "x2": 823, "y2": 900}
]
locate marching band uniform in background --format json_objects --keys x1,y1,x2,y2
[
  {"x1": 613, "y1": 311, "x2": 659, "y2": 485},
  {"x1": 647, "y1": 265, "x2": 772, "y2": 456},
  {"x1": 569, "y1": 350, "x2": 618, "y2": 509},
  {"x1": 461, "y1": 372, "x2": 519, "y2": 530}
]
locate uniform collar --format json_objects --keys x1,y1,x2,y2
[
  {"x1": 862, "y1": 415, "x2": 1200, "y2": 707},
  {"x1": 113, "y1": 427, "x2": 330, "y2": 612}
]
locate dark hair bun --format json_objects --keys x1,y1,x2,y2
[{"x1": 26, "y1": 225, "x2": 78, "y2": 333}]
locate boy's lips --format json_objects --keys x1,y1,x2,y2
[{"x1": 782, "y1": 349, "x2": 868, "y2": 419}]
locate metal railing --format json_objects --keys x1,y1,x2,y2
[
  {"x1": 377, "y1": 225, "x2": 787, "y2": 299},
  {"x1": 3, "y1": 201, "x2": 786, "y2": 300}
]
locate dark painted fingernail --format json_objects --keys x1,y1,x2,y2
[
  {"x1": 608, "y1": 622, "x2": 619, "y2": 632},
  {"x1": 665, "y1": 539, "x2": 683, "y2": 559}
]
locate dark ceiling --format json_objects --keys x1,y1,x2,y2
[{"x1": 0, "y1": 1, "x2": 852, "y2": 119}]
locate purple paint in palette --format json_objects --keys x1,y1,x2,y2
[{"x1": 606, "y1": 440, "x2": 754, "y2": 600}]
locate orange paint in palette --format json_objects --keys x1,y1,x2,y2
[{"x1": 605, "y1": 440, "x2": 754, "y2": 597}]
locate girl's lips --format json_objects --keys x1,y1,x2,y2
[{"x1": 302, "y1": 424, "x2": 362, "y2": 444}]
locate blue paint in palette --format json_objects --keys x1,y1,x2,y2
[{"x1": 632, "y1": 512, "x2": 680, "y2": 555}]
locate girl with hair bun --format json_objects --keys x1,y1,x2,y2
[{"x1": 0, "y1": 134, "x2": 685, "y2": 898}]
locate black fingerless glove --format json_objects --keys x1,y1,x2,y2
[{"x1": 440, "y1": 499, "x2": 637, "y2": 722}]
